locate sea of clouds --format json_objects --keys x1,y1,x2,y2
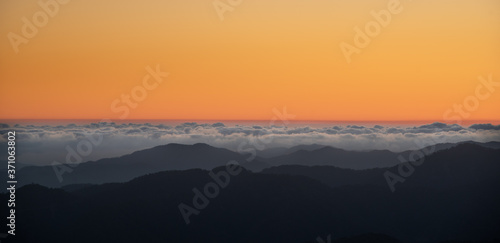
[{"x1": 1, "y1": 122, "x2": 499, "y2": 166}]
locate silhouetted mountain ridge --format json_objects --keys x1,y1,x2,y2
[
  {"x1": 13, "y1": 141, "x2": 500, "y2": 189},
  {"x1": 3, "y1": 155, "x2": 500, "y2": 242},
  {"x1": 264, "y1": 143, "x2": 500, "y2": 190}
]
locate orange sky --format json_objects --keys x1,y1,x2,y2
[{"x1": 0, "y1": 0, "x2": 499, "y2": 121}]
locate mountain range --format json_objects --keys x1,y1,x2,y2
[
  {"x1": 12, "y1": 141, "x2": 500, "y2": 188},
  {"x1": 1, "y1": 143, "x2": 499, "y2": 242}
]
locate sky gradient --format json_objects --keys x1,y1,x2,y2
[{"x1": 1, "y1": 0, "x2": 499, "y2": 121}]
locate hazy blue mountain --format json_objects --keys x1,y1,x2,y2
[
  {"x1": 264, "y1": 143, "x2": 500, "y2": 189},
  {"x1": 267, "y1": 146, "x2": 403, "y2": 169},
  {"x1": 16, "y1": 143, "x2": 250, "y2": 188},
  {"x1": 422, "y1": 140, "x2": 500, "y2": 153},
  {"x1": 13, "y1": 141, "x2": 500, "y2": 189},
  {"x1": 459, "y1": 141, "x2": 500, "y2": 149},
  {"x1": 256, "y1": 144, "x2": 327, "y2": 158},
  {"x1": 264, "y1": 141, "x2": 500, "y2": 169}
]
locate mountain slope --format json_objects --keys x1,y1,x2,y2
[
  {"x1": 3, "y1": 157, "x2": 500, "y2": 243},
  {"x1": 263, "y1": 144, "x2": 500, "y2": 190},
  {"x1": 267, "y1": 146, "x2": 403, "y2": 169},
  {"x1": 17, "y1": 143, "x2": 250, "y2": 187}
]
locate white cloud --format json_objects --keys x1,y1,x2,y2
[{"x1": 1, "y1": 122, "x2": 499, "y2": 166}]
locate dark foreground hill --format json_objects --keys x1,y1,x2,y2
[{"x1": 1, "y1": 144, "x2": 500, "y2": 243}]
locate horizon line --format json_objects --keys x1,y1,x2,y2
[{"x1": 1, "y1": 118, "x2": 500, "y2": 124}]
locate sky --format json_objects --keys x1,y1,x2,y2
[{"x1": 1, "y1": 0, "x2": 499, "y2": 121}]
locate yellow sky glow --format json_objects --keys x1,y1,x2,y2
[{"x1": 0, "y1": 0, "x2": 499, "y2": 121}]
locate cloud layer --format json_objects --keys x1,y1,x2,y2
[{"x1": 1, "y1": 122, "x2": 499, "y2": 166}]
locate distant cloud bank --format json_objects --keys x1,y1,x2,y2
[{"x1": 1, "y1": 122, "x2": 499, "y2": 166}]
